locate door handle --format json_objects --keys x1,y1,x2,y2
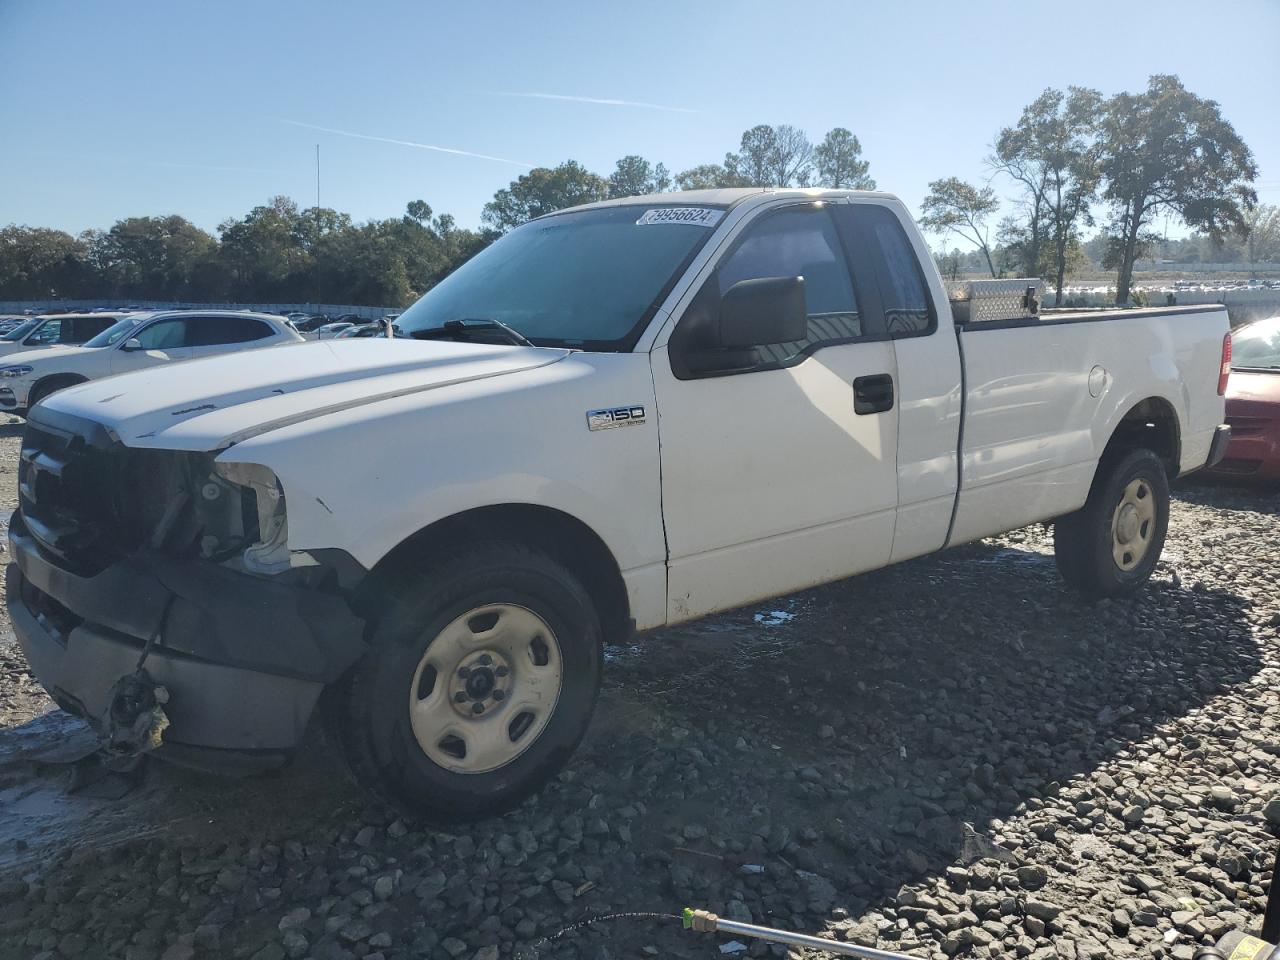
[{"x1": 853, "y1": 373, "x2": 894, "y2": 415}]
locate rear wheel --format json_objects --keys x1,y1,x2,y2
[
  {"x1": 333, "y1": 542, "x2": 602, "y2": 822},
  {"x1": 1054, "y1": 448, "x2": 1170, "y2": 599}
]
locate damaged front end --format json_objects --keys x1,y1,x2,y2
[{"x1": 7, "y1": 406, "x2": 368, "y2": 770}]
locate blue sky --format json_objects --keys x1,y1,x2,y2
[{"x1": 2, "y1": 0, "x2": 1278, "y2": 243}]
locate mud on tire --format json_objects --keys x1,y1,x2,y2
[{"x1": 330, "y1": 541, "x2": 602, "y2": 823}]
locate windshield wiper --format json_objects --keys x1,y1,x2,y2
[{"x1": 408, "y1": 318, "x2": 533, "y2": 347}]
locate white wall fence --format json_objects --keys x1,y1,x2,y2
[
  {"x1": 0, "y1": 300, "x2": 395, "y2": 319},
  {"x1": 1050, "y1": 287, "x2": 1280, "y2": 326}
]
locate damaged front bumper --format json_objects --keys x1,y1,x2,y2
[{"x1": 8, "y1": 515, "x2": 367, "y2": 770}]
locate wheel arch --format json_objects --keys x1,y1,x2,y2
[
  {"x1": 355, "y1": 503, "x2": 632, "y2": 647},
  {"x1": 29, "y1": 372, "x2": 88, "y2": 407},
  {"x1": 1101, "y1": 395, "x2": 1181, "y2": 476}
]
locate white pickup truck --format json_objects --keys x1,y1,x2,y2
[{"x1": 8, "y1": 188, "x2": 1231, "y2": 821}]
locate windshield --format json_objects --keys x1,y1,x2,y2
[
  {"x1": 1, "y1": 319, "x2": 40, "y2": 342},
  {"x1": 395, "y1": 205, "x2": 720, "y2": 350},
  {"x1": 84, "y1": 316, "x2": 142, "y2": 348},
  {"x1": 1231, "y1": 315, "x2": 1280, "y2": 371}
]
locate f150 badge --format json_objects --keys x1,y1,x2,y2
[{"x1": 586, "y1": 405, "x2": 646, "y2": 431}]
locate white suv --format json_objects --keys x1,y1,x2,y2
[{"x1": 0, "y1": 310, "x2": 304, "y2": 414}]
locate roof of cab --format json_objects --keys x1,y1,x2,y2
[{"x1": 546, "y1": 187, "x2": 900, "y2": 218}]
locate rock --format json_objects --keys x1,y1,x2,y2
[
  {"x1": 472, "y1": 948, "x2": 499, "y2": 960},
  {"x1": 250, "y1": 945, "x2": 285, "y2": 960},
  {"x1": 1024, "y1": 900, "x2": 1062, "y2": 922},
  {"x1": 1211, "y1": 785, "x2": 1239, "y2": 811},
  {"x1": 1112, "y1": 910, "x2": 1131, "y2": 934},
  {"x1": 373, "y1": 875, "x2": 395, "y2": 900},
  {"x1": 215, "y1": 867, "x2": 246, "y2": 893},
  {"x1": 1016, "y1": 865, "x2": 1048, "y2": 890},
  {"x1": 281, "y1": 931, "x2": 309, "y2": 960},
  {"x1": 441, "y1": 938, "x2": 469, "y2": 958},
  {"x1": 278, "y1": 907, "x2": 311, "y2": 932},
  {"x1": 1262, "y1": 797, "x2": 1280, "y2": 826},
  {"x1": 338, "y1": 921, "x2": 372, "y2": 944},
  {"x1": 369, "y1": 932, "x2": 393, "y2": 948},
  {"x1": 1132, "y1": 874, "x2": 1164, "y2": 894},
  {"x1": 354, "y1": 826, "x2": 377, "y2": 847}
]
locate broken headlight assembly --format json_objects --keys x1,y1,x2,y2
[{"x1": 206, "y1": 460, "x2": 317, "y2": 576}]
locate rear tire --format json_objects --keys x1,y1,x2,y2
[
  {"x1": 1054, "y1": 448, "x2": 1170, "y2": 600},
  {"x1": 332, "y1": 541, "x2": 602, "y2": 823}
]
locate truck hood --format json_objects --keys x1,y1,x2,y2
[{"x1": 39, "y1": 339, "x2": 572, "y2": 451}]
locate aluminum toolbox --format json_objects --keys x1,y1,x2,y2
[{"x1": 945, "y1": 279, "x2": 1045, "y2": 324}]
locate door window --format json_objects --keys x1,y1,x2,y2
[
  {"x1": 187, "y1": 316, "x2": 274, "y2": 347},
  {"x1": 711, "y1": 205, "x2": 864, "y2": 367},
  {"x1": 132, "y1": 319, "x2": 188, "y2": 349},
  {"x1": 24, "y1": 319, "x2": 62, "y2": 346}
]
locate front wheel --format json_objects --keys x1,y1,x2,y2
[
  {"x1": 1054, "y1": 448, "x2": 1170, "y2": 599},
  {"x1": 332, "y1": 542, "x2": 602, "y2": 822}
]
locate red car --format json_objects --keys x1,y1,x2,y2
[{"x1": 1210, "y1": 314, "x2": 1280, "y2": 483}]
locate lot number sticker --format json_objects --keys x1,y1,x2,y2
[{"x1": 636, "y1": 207, "x2": 723, "y2": 227}]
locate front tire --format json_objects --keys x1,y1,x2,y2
[
  {"x1": 28, "y1": 375, "x2": 86, "y2": 410},
  {"x1": 334, "y1": 542, "x2": 602, "y2": 822},
  {"x1": 1054, "y1": 448, "x2": 1170, "y2": 600}
]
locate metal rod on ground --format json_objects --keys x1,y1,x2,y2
[{"x1": 683, "y1": 909, "x2": 918, "y2": 960}]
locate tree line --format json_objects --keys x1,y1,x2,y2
[
  {"x1": 0, "y1": 122, "x2": 872, "y2": 308},
  {"x1": 0, "y1": 122, "x2": 871, "y2": 308},
  {"x1": 920, "y1": 75, "x2": 1260, "y2": 305},
  {"x1": 0, "y1": 80, "x2": 1265, "y2": 309}
]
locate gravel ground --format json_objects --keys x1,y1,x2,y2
[{"x1": 0, "y1": 417, "x2": 1277, "y2": 960}]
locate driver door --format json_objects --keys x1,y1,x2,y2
[
  {"x1": 110, "y1": 317, "x2": 193, "y2": 373},
  {"x1": 652, "y1": 201, "x2": 900, "y2": 622}
]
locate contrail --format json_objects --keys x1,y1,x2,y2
[
  {"x1": 279, "y1": 120, "x2": 534, "y2": 167},
  {"x1": 496, "y1": 92, "x2": 697, "y2": 114}
]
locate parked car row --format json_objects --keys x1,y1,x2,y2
[{"x1": 0, "y1": 310, "x2": 303, "y2": 414}]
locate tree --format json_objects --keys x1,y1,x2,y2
[
  {"x1": 0, "y1": 226, "x2": 92, "y2": 299},
  {"x1": 1097, "y1": 75, "x2": 1257, "y2": 305},
  {"x1": 217, "y1": 196, "x2": 316, "y2": 300},
  {"x1": 993, "y1": 87, "x2": 1102, "y2": 303},
  {"x1": 919, "y1": 178, "x2": 1000, "y2": 278},
  {"x1": 1242, "y1": 203, "x2": 1280, "y2": 264},
  {"x1": 731, "y1": 124, "x2": 778, "y2": 185},
  {"x1": 674, "y1": 163, "x2": 749, "y2": 191},
  {"x1": 814, "y1": 128, "x2": 875, "y2": 189},
  {"x1": 933, "y1": 246, "x2": 962, "y2": 281},
  {"x1": 607, "y1": 156, "x2": 671, "y2": 198},
  {"x1": 91, "y1": 215, "x2": 218, "y2": 300},
  {"x1": 768, "y1": 124, "x2": 814, "y2": 186},
  {"x1": 481, "y1": 161, "x2": 609, "y2": 233}
]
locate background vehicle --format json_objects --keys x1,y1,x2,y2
[
  {"x1": 1208, "y1": 314, "x2": 1280, "y2": 482},
  {"x1": 291, "y1": 314, "x2": 331, "y2": 334},
  {"x1": 0, "y1": 309, "x2": 303, "y2": 413},
  {"x1": 334, "y1": 322, "x2": 391, "y2": 339},
  {"x1": 0, "y1": 312, "x2": 130, "y2": 358},
  {"x1": 316, "y1": 321, "x2": 355, "y2": 339},
  {"x1": 7, "y1": 188, "x2": 1230, "y2": 824}
]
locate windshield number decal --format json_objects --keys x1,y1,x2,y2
[
  {"x1": 636, "y1": 207, "x2": 723, "y2": 227},
  {"x1": 587, "y1": 405, "x2": 646, "y2": 431}
]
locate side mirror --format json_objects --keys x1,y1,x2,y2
[
  {"x1": 717, "y1": 276, "x2": 807, "y2": 348},
  {"x1": 122, "y1": 337, "x2": 142, "y2": 351}
]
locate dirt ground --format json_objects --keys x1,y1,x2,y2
[{"x1": 0, "y1": 418, "x2": 1277, "y2": 960}]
